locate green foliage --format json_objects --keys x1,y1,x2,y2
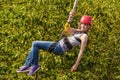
[{"x1": 0, "y1": 0, "x2": 120, "y2": 80}]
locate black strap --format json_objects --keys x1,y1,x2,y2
[
  {"x1": 63, "y1": 37, "x2": 73, "y2": 50},
  {"x1": 74, "y1": 31, "x2": 87, "y2": 34},
  {"x1": 73, "y1": 31, "x2": 87, "y2": 43},
  {"x1": 74, "y1": 36, "x2": 81, "y2": 43},
  {"x1": 48, "y1": 42, "x2": 57, "y2": 53}
]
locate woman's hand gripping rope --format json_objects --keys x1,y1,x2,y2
[
  {"x1": 64, "y1": 10, "x2": 75, "y2": 33},
  {"x1": 60, "y1": 10, "x2": 75, "y2": 37},
  {"x1": 64, "y1": 22, "x2": 70, "y2": 33},
  {"x1": 60, "y1": 22, "x2": 70, "y2": 38}
]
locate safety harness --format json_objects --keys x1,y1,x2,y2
[{"x1": 48, "y1": 31, "x2": 87, "y2": 53}]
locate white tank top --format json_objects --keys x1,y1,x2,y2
[{"x1": 58, "y1": 32, "x2": 88, "y2": 52}]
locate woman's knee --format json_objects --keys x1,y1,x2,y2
[{"x1": 32, "y1": 41, "x2": 39, "y2": 47}]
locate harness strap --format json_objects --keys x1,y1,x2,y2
[
  {"x1": 73, "y1": 31, "x2": 87, "y2": 43},
  {"x1": 74, "y1": 31, "x2": 87, "y2": 34},
  {"x1": 74, "y1": 36, "x2": 81, "y2": 43},
  {"x1": 64, "y1": 31, "x2": 87, "y2": 50},
  {"x1": 63, "y1": 37, "x2": 73, "y2": 50},
  {"x1": 48, "y1": 42, "x2": 57, "y2": 53}
]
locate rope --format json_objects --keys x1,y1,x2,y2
[
  {"x1": 68, "y1": 0, "x2": 79, "y2": 23},
  {"x1": 60, "y1": 0, "x2": 79, "y2": 37}
]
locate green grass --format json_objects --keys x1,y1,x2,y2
[{"x1": 0, "y1": 0, "x2": 120, "y2": 80}]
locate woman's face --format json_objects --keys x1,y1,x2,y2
[{"x1": 78, "y1": 22, "x2": 91, "y2": 31}]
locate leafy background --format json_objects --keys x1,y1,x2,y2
[{"x1": 0, "y1": 0, "x2": 120, "y2": 80}]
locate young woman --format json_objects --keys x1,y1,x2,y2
[{"x1": 17, "y1": 14, "x2": 92, "y2": 76}]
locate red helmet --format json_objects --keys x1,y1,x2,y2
[{"x1": 80, "y1": 15, "x2": 92, "y2": 24}]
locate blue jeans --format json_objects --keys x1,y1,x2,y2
[{"x1": 24, "y1": 41, "x2": 64, "y2": 67}]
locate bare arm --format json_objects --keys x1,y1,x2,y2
[
  {"x1": 67, "y1": 28, "x2": 78, "y2": 35},
  {"x1": 71, "y1": 34, "x2": 88, "y2": 72}
]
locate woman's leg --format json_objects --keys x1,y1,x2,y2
[{"x1": 24, "y1": 41, "x2": 54, "y2": 67}]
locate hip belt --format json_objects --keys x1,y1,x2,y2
[{"x1": 48, "y1": 42, "x2": 58, "y2": 53}]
